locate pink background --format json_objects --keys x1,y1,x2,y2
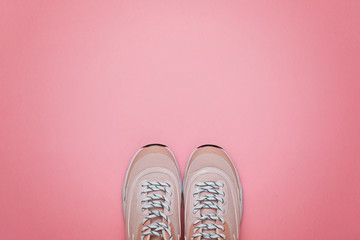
[{"x1": 1, "y1": 0, "x2": 360, "y2": 239}]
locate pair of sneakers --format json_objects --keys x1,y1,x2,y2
[{"x1": 123, "y1": 144, "x2": 243, "y2": 240}]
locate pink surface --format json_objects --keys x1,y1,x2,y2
[{"x1": 1, "y1": 1, "x2": 360, "y2": 239}]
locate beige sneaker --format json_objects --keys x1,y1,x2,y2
[
  {"x1": 123, "y1": 144, "x2": 182, "y2": 240},
  {"x1": 183, "y1": 145, "x2": 243, "y2": 240}
]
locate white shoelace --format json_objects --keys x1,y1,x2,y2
[
  {"x1": 192, "y1": 182, "x2": 226, "y2": 240},
  {"x1": 141, "y1": 181, "x2": 173, "y2": 240}
]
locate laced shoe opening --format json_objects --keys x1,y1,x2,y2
[
  {"x1": 192, "y1": 182, "x2": 226, "y2": 240},
  {"x1": 141, "y1": 182, "x2": 173, "y2": 240}
]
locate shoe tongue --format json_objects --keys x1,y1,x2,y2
[
  {"x1": 149, "y1": 229, "x2": 169, "y2": 240},
  {"x1": 150, "y1": 236, "x2": 162, "y2": 240}
]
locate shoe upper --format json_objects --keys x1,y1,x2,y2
[
  {"x1": 183, "y1": 146, "x2": 243, "y2": 240},
  {"x1": 123, "y1": 146, "x2": 182, "y2": 240}
]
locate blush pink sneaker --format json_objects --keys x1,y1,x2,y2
[
  {"x1": 123, "y1": 144, "x2": 182, "y2": 240},
  {"x1": 183, "y1": 145, "x2": 243, "y2": 240}
]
